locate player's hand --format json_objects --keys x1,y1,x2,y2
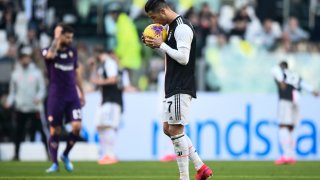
[
  {"x1": 3, "y1": 102, "x2": 11, "y2": 109},
  {"x1": 54, "y1": 25, "x2": 62, "y2": 48},
  {"x1": 91, "y1": 78, "x2": 103, "y2": 86},
  {"x1": 87, "y1": 57, "x2": 96, "y2": 70},
  {"x1": 141, "y1": 34, "x2": 146, "y2": 44},
  {"x1": 33, "y1": 99, "x2": 41, "y2": 105},
  {"x1": 144, "y1": 35, "x2": 163, "y2": 49},
  {"x1": 80, "y1": 96, "x2": 86, "y2": 107},
  {"x1": 46, "y1": 25, "x2": 62, "y2": 59},
  {"x1": 313, "y1": 91, "x2": 319, "y2": 97},
  {"x1": 54, "y1": 25, "x2": 63, "y2": 39}
]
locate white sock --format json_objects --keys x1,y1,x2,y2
[
  {"x1": 185, "y1": 135, "x2": 204, "y2": 170},
  {"x1": 279, "y1": 127, "x2": 291, "y2": 158},
  {"x1": 164, "y1": 139, "x2": 175, "y2": 155},
  {"x1": 171, "y1": 134, "x2": 189, "y2": 179},
  {"x1": 288, "y1": 130, "x2": 295, "y2": 158},
  {"x1": 98, "y1": 129, "x2": 107, "y2": 158},
  {"x1": 105, "y1": 128, "x2": 117, "y2": 158}
]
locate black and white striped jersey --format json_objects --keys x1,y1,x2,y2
[
  {"x1": 272, "y1": 65, "x2": 314, "y2": 101},
  {"x1": 162, "y1": 15, "x2": 197, "y2": 98}
]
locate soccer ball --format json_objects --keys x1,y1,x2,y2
[{"x1": 143, "y1": 24, "x2": 167, "y2": 46}]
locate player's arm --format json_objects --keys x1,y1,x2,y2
[
  {"x1": 88, "y1": 60, "x2": 113, "y2": 87},
  {"x1": 271, "y1": 66, "x2": 287, "y2": 90},
  {"x1": 279, "y1": 81, "x2": 286, "y2": 90},
  {"x1": 142, "y1": 34, "x2": 166, "y2": 57},
  {"x1": 34, "y1": 71, "x2": 46, "y2": 105},
  {"x1": 299, "y1": 79, "x2": 319, "y2": 96},
  {"x1": 76, "y1": 67, "x2": 85, "y2": 106},
  {"x1": 160, "y1": 24, "x2": 193, "y2": 65},
  {"x1": 92, "y1": 74, "x2": 117, "y2": 86},
  {"x1": 98, "y1": 76, "x2": 117, "y2": 85},
  {"x1": 45, "y1": 26, "x2": 62, "y2": 59},
  {"x1": 91, "y1": 60, "x2": 118, "y2": 86},
  {"x1": 122, "y1": 70, "x2": 139, "y2": 92},
  {"x1": 145, "y1": 24, "x2": 193, "y2": 65}
]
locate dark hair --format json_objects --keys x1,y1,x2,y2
[
  {"x1": 145, "y1": 0, "x2": 168, "y2": 13},
  {"x1": 280, "y1": 61, "x2": 288, "y2": 69},
  {"x1": 57, "y1": 23, "x2": 74, "y2": 34},
  {"x1": 93, "y1": 45, "x2": 108, "y2": 55}
]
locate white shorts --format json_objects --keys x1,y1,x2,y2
[
  {"x1": 162, "y1": 94, "x2": 192, "y2": 125},
  {"x1": 95, "y1": 102, "x2": 121, "y2": 128},
  {"x1": 278, "y1": 100, "x2": 299, "y2": 126}
]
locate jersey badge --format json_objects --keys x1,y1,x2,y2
[{"x1": 68, "y1": 51, "x2": 73, "y2": 58}]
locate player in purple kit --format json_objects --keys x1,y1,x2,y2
[{"x1": 42, "y1": 24, "x2": 85, "y2": 173}]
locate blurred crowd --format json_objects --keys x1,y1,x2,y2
[{"x1": 0, "y1": 0, "x2": 320, "y2": 142}]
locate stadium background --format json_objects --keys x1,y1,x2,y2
[{"x1": 0, "y1": 0, "x2": 319, "y2": 162}]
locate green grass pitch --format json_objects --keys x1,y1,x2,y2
[{"x1": 0, "y1": 161, "x2": 320, "y2": 179}]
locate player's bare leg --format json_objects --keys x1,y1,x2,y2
[{"x1": 160, "y1": 123, "x2": 176, "y2": 162}]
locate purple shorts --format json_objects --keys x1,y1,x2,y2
[{"x1": 47, "y1": 96, "x2": 82, "y2": 126}]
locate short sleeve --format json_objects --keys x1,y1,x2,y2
[
  {"x1": 271, "y1": 65, "x2": 284, "y2": 82},
  {"x1": 104, "y1": 59, "x2": 118, "y2": 77},
  {"x1": 122, "y1": 70, "x2": 130, "y2": 87}
]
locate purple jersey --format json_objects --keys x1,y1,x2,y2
[
  {"x1": 42, "y1": 47, "x2": 78, "y2": 99},
  {"x1": 42, "y1": 46, "x2": 82, "y2": 125}
]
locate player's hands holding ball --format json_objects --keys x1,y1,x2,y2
[
  {"x1": 144, "y1": 35, "x2": 163, "y2": 49},
  {"x1": 142, "y1": 24, "x2": 167, "y2": 49}
]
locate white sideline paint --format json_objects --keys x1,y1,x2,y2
[{"x1": 0, "y1": 142, "x2": 99, "y2": 161}]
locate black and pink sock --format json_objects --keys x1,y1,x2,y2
[
  {"x1": 48, "y1": 134, "x2": 60, "y2": 164},
  {"x1": 63, "y1": 132, "x2": 80, "y2": 157}
]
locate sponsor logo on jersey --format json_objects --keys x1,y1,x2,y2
[{"x1": 54, "y1": 63, "x2": 74, "y2": 71}]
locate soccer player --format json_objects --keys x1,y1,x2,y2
[
  {"x1": 272, "y1": 61, "x2": 319, "y2": 165},
  {"x1": 91, "y1": 48, "x2": 127, "y2": 165},
  {"x1": 42, "y1": 24, "x2": 85, "y2": 173},
  {"x1": 143, "y1": 0, "x2": 213, "y2": 179}
]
